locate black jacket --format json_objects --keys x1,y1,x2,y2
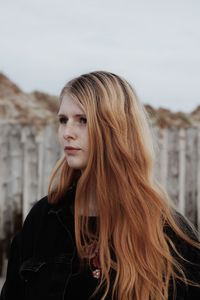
[{"x1": 1, "y1": 185, "x2": 200, "y2": 300}]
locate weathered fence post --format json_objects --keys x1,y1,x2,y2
[
  {"x1": 197, "y1": 126, "x2": 200, "y2": 232},
  {"x1": 179, "y1": 128, "x2": 186, "y2": 214},
  {"x1": 21, "y1": 126, "x2": 38, "y2": 221}
]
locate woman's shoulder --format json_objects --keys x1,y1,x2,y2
[
  {"x1": 18, "y1": 196, "x2": 52, "y2": 246},
  {"x1": 164, "y1": 210, "x2": 199, "y2": 244},
  {"x1": 164, "y1": 210, "x2": 200, "y2": 281},
  {"x1": 175, "y1": 211, "x2": 199, "y2": 240},
  {"x1": 22, "y1": 185, "x2": 76, "y2": 232},
  {"x1": 22, "y1": 196, "x2": 50, "y2": 227}
]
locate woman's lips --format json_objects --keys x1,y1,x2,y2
[{"x1": 64, "y1": 146, "x2": 80, "y2": 154}]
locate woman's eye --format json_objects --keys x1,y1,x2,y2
[
  {"x1": 79, "y1": 117, "x2": 87, "y2": 124},
  {"x1": 58, "y1": 116, "x2": 86, "y2": 125},
  {"x1": 59, "y1": 117, "x2": 67, "y2": 124}
]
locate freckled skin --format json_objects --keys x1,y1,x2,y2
[{"x1": 58, "y1": 95, "x2": 89, "y2": 171}]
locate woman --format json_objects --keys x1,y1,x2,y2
[{"x1": 1, "y1": 71, "x2": 200, "y2": 300}]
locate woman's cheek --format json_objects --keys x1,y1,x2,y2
[{"x1": 58, "y1": 127, "x2": 63, "y2": 146}]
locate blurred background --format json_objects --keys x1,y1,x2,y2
[{"x1": 0, "y1": 0, "x2": 200, "y2": 287}]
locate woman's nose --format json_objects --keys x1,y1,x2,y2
[{"x1": 63, "y1": 123, "x2": 76, "y2": 140}]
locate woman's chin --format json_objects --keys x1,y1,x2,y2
[{"x1": 67, "y1": 160, "x2": 86, "y2": 170}]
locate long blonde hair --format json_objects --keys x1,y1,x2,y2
[{"x1": 48, "y1": 71, "x2": 199, "y2": 300}]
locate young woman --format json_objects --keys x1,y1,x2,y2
[{"x1": 1, "y1": 71, "x2": 200, "y2": 300}]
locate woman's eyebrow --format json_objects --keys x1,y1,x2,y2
[{"x1": 57, "y1": 113, "x2": 86, "y2": 117}]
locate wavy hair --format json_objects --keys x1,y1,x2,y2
[{"x1": 48, "y1": 71, "x2": 200, "y2": 300}]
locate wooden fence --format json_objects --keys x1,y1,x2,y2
[{"x1": 0, "y1": 123, "x2": 200, "y2": 275}]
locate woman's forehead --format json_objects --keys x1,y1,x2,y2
[{"x1": 58, "y1": 94, "x2": 85, "y2": 116}]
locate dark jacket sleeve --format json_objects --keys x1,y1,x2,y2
[
  {"x1": 0, "y1": 232, "x2": 25, "y2": 300},
  {"x1": 166, "y1": 212, "x2": 200, "y2": 299},
  {"x1": 0, "y1": 197, "x2": 48, "y2": 300},
  {"x1": 178, "y1": 215, "x2": 200, "y2": 299}
]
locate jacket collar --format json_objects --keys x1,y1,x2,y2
[
  {"x1": 47, "y1": 184, "x2": 76, "y2": 232},
  {"x1": 48, "y1": 183, "x2": 76, "y2": 214}
]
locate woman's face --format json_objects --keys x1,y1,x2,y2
[{"x1": 58, "y1": 94, "x2": 89, "y2": 171}]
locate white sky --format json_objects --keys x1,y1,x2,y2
[{"x1": 0, "y1": 0, "x2": 200, "y2": 112}]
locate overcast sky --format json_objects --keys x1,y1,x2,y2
[{"x1": 0, "y1": 0, "x2": 200, "y2": 112}]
